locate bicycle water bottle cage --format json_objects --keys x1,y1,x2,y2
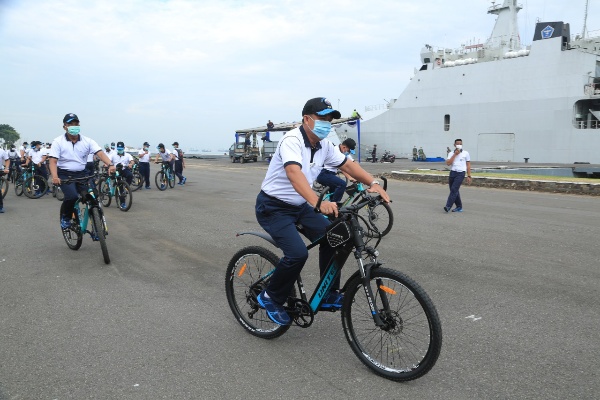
[{"x1": 326, "y1": 220, "x2": 352, "y2": 247}]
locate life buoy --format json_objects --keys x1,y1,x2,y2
[{"x1": 436, "y1": 59, "x2": 442, "y2": 66}]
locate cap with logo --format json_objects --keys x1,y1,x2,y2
[
  {"x1": 301, "y1": 97, "x2": 341, "y2": 119},
  {"x1": 172, "y1": 142, "x2": 179, "y2": 146},
  {"x1": 157, "y1": 143, "x2": 165, "y2": 149},
  {"x1": 63, "y1": 113, "x2": 79, "y2": 123},
  {"x1": 116, "y1": 141, "x2": 125, "y2": 150},
  {"x1": 143, "y1": 142, "x2": 150, "y2": 146}
]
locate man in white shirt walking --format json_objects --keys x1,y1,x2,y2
[{"x1": 444, "y1": 138, "x2": 471, "y2": 213}]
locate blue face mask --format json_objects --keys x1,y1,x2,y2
[
  {"x1": 67, "y1": 126, "x2": 80, "y2": 135},
  {"x1": 309, "y1": 117, "x2": 331, "y2": 140},
  {"x1": 344, "y1": 151, "x2": 350, "y2": 156}
]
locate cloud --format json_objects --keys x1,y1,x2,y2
[{"x1": 1, "y1": 0, "x2": 598, "y2": 149}]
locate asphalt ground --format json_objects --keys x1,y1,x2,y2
[{"x1": 1, "y1": 158, "x2": 599, "y2": 399}]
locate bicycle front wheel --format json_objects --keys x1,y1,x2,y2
[
  {"x1": 61, "y1": 207, "x2": 82, "y2": 250},
  {"x1": 131, "y1": 172, "x2": 143, "y2": 192},
  {"x1": 0, "y1": 177, "x2": 8, "y2": 199},
  {"x1": 23, "y1": 175, "x2": 48, "y2": 199},
  {"x1": 155, "y1": 171, "x2": 167, "y2": 191},
  {"x1": 116, "y1": 181, "x2": 132, "y2": 211},
  {"x1": 90, "y1": 207, "x2": 110, "y2": 264},
  {"x1": 14, "y1": 176, "x2": 23, "y2": 196},
  {"x1": 99, "y1": 179, "x2": 112, "y2": 207},
  {"x1": 168, "y1": 171, "x2": 176, "y2": 188},
  {"x1": 225, "y1": 246, "x2": 293, "y2": 339},
  {"x1": 359, "y1": 200, "x2": 393, "y2": 238},
  {"x1": 341, "y1": 267, "x2": 442, "y2": 381}
]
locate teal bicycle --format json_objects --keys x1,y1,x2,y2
[
  {"x1": 154, "y1": 161, "x2": 176, "y2": 190},
  {"x1": 15, "y1": 163, "x2": 48, "y2": 199},
  {"x1": 320, "y1": 177, "x2": 394, "y2": 238},
  {"x1": 98, "y1": 165, "x2": 133, "y2": 211},
  {"x1": 225, "y1": 182, "x2": 442, "y2": 382},
  {"x1": 60, "y1": 175, "x2": 110, "y2": 264}
]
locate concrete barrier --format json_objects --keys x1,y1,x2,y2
[{"x1": 383, "y1": 172, "x2": 600, "y2": 196}]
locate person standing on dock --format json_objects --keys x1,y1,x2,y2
[{"x1": 444, "y1": 139, "x2": 471, "y2": 213}]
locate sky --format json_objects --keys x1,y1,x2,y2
[{"x1": 1, "y1": 0, "x2": 597, "y2": 152}]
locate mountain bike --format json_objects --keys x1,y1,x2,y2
[
  {"x1": 98, "y1": 165, "x2": 133, "y2": 211},
  {"x1": 15, "y1": 164, "x2": 48, "y2": 199},
  {"x1": 130, "y1": 157, "x2": 144, "y2": 192},
  {"x1": 60, "y1": 175, "x2": 110, "y2": 264},
  {"x1": 225, "y1": 187, "x2": 442, "y2": 382},
  {"x1": 321, "y1": 177, "x2": 393, "y2": 238},
  {"x1": 154, "y1": 162, "x2": 175, "y2": 191}
]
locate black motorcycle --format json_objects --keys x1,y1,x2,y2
[{"x1": 380, "y1": 150, "x2": 396, "y2": 163}]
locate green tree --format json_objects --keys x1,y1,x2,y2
[{"x1": 0, "y1": 124, "x2": 21, "y2": 146}]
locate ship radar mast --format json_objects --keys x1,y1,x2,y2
[
  {"x1": 582, "y1": 0, "x2": 590, "y2": 39},
  {"x1": 486, "y1": 0, "x2": 522, "y2": 52}
]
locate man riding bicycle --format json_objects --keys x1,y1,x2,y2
[
  {"x1": 154, "y1": 143, "x2": 175, "y2": 175},
  {"x1": 48, "y1": 113, "x2": 115, "y2": 229},
  {"x1": 255, "y1": 97, "x2": 390, "y2": 325},
  {"x1": 315, "y1": 138, "x2": 356, "y2": 204}
]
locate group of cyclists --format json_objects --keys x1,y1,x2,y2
[{"x1": 0, "y1": 113, "x2": 188, "y2": 217}]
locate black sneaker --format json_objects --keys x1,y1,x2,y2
[{"x1": 443, "y1": 206, "x2": 450, "y2": 212}]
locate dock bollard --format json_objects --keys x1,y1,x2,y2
[{"x1": 524, "y1": 158, "x2": 529, "y2": 163}]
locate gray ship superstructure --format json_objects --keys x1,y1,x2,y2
[{"x1": 341, "y1": 0, "x2": 600, "y2": 163}]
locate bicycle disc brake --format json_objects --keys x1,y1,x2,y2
[{"x1": 288, "y1": 298, "x2": 314, "y2": 328}]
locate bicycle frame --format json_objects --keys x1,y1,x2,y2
[
  {"x1": 74, "y1": 186, "x2": 107, "y2": 239},
  {"x1": 238, "y1": 195, "x2": 388, "y2": 327}
]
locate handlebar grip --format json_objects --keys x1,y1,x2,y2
[{"x1": 314, "y1": 186, "x2": 330, "y2": 213}]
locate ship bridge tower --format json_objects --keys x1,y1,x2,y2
[{"x1": 486, "y1": 0, "x2": 522, "y2": 51}]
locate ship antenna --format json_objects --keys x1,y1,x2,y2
[{"x1": 582, "y1": 0, "x2": 589, "y2": 39}]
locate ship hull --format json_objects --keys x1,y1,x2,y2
[{"x1": 346, "y1": 36, "x2": 600, "y2": 164}]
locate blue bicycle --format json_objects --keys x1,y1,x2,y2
[
  {"x1": 98, "y1": 165, "x2": 133, "y2": 211},
  {"x1": 154, "y1": 161, "x2": 175, "y2": 191},
  {"x1": 225, "y1": 184, "x2": 442, "y2": 381}
]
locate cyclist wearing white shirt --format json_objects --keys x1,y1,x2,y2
[
  {"x1": 154, "y1": 143, "x2": 175, "y2": 177},
  {"x1": 254, "y1": 97, "x2": 391, "y2": 326},
  {"x1": 110, "y1": 141, "x2": 134, "y2": 185},
  {"x1": 48, "y1": 113, "x2": 115, "y2": 229}
]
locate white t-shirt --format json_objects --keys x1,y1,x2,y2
[
  {"x1": 49, "y1": 134, "x2": 102, "y2": 172},
  {"x1": 8, "y1": 149, "x2": 19, "y2": 160},
  {"x1": 447, "y1": 149, "x2": 471, "y2": 172},
  {"x1": 261, "y1": 126, "x2": 347, "y2": 206},
  {"x1": 18, "y1": 145, "x2": 26, "y2": 158},
  {"x1": 171, "y1": 149, "x2": 179, "y2": 161},
  {"x1": 157, "y1": 149, "x2": 172, "y2": 162},
  {"x1": 30, "y1": 148, "x2": 45, "y2": 164},
  {"x1": 0, "y1": 149, "x2": 8, "y2": 167},
  {"x1": 110, "y1": 152, "x2": 133, "y2": 168},
  {"x1": 322, "y1": 145, "x2": 353, "y2": 172},
  {"x1": 138, "y1": 149, "x2": 150, "y2": 162}
]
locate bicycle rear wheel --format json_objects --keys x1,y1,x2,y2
[
  {"x1": 116, "y1": 181, "x2": 132, "y2": 211},
  {"x1": 90, "y1": 206, "x2": 110, "y2": 264},
  {"x1": 155, "y1": 171, "x2": 167, "y2": 191},
  {"x1": 131, "y1": 172, "x2": 143, "y2": 191},
  {"x1": 225, "y1": 246, "x2": 293, "y2": 339},
  {"x1": 61, "y1": 207, "x2": 82, "y2": 250},
  {"x1": 341, "y1": 267, "x2": 442, "y2": 381},
  {"x1": 23, "y1": 175, "x2": 48, "y2": 199},
  {"x1": 0, "y1": 177, "x2": 7, "y2": 199}
]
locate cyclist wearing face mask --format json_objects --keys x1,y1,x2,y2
[
  {"x1": 254, "y1": 97, "x2": 391, "y2": 326},
  {"x1": 138, "y1": 141, "x2": 151, "y2": 189},
  {"x1": 48, "y1": 113, "x2": 116, "y2": 229},
  {"x1": 315, "y1": 138, "x2": 357, "y2": 203},
  {"x1": 110, "y1": 142, "x2": 134, "y2": 184}
]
